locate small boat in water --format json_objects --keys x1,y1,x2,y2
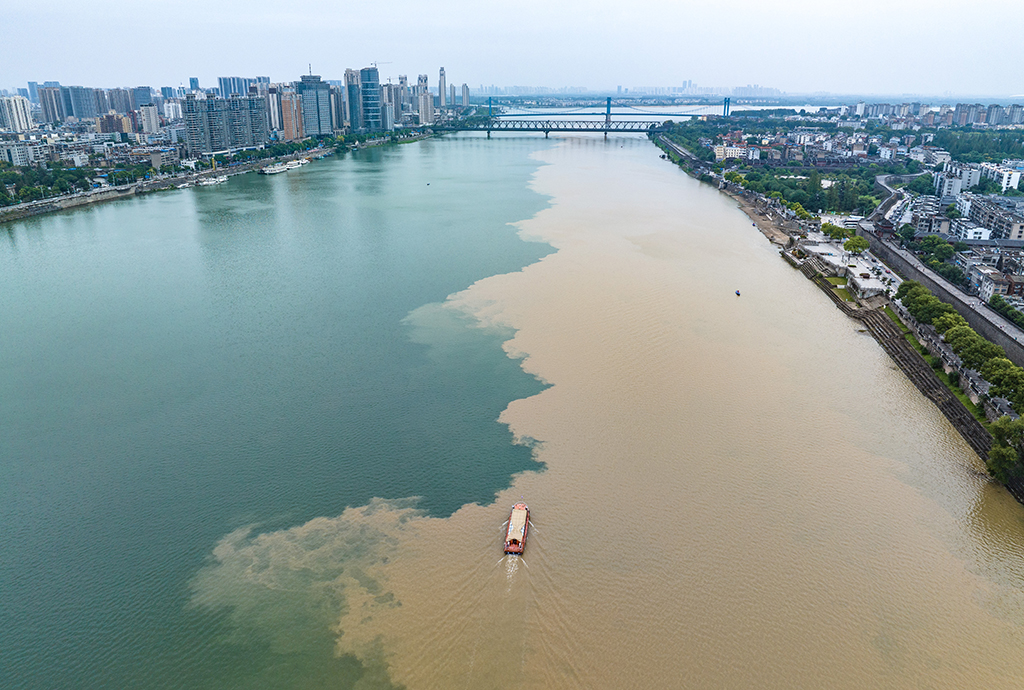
[
  {"x1": 504, "y1": 502, "x2": 530, "y2": 554},
  {"x1": 259, "y1": 163, "x2": 289, "y2": 175}
]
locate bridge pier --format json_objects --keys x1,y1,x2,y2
[{"x1": 544, "y1": 131, "x2": 549, "y2": 138}]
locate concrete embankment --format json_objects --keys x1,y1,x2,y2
[
  {"x1": 864, "y1": 234, "x2": 1024, "y2": 368},
  {"x1": 798, "y1": 260, "x2": 993, "y2": 461},
  {"x1": 0, "y1": 148, "x2": 336, "y2": 225},
  {"x1": 0, "y1": 185, "x2": 140, "y2": 222}
]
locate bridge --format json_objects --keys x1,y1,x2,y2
[
  {"x1": 435, "y1": 96, "x2": 729, "y2": 137},
  {"x1": 441, "y1": 119, "x2": 666, "y2": 136}
]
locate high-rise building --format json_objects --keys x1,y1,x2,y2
[
  {"x1": 183, "y1": 92, "x2": 268, "y2": 156},
  {"x1": 419, "y1": 92, "x2": 434, "y2": 124},
  {"x1": 0, "y1": 96, "x2": 34, "y2": 132},
  {"x1": 161, "y1": 86, "x2": 175, "y2": 100},
  {"x1": 417, "y1": 74, "x2": 428, "y2": 99},
  {"x1": 92, "y1": 89, "x2": 109, "y2": 115},
  {"x1": 108, "y1": 89, "x2": 132, "y2": 114},
  {"x1": 359, "y1": 67, "x2": 382, "y2": 132},
  {"x1": 345, "y1": 69, "x2": 362, "y2": 130},
  {"x1": 462, "y1": 84, "x2": 469, "y2": 107},
  {"x1": 329, "y1": 85, "x2": 345, "y2": 132},
  {"x1": 140, "y1": 104, "x2": 161, "y2": 133},
  {"x1": 189, "y1": 77, "x2": 200, "y2": 92},
  {"x1": 66, "y1": 86, "x2": 98, "y2": 119},
  {"x1": 296, "y1": 74, "x2": 333, "y2": 136},
  {"x1": 38, "y1": 87, "x2": 65, "y2": 124},
  {"x1": 218, "y1": 77, "x2": 253, "y2": 99},
  {"x1": 27, "y1": 81, "x2": 39, "y2": 104},
  {"x1": 132, "y1": 86, "x2": 153, "y2": 110},
  {"x1": 450, "y1": 85, "x2": 456, "y2": 110},
  {"x1": 281, "y1": 91, "x2": 303, "y2": 141},
  {"x1": 163, "y1": 100, "x2": 183, "y2": 120},
  {"x1": 266, "y1": 86, "x2": 284, "y2": 131},
  {"x1": 439, "y1": 67, "x2": 446, "y2": 109},
  {"x1": 398, "y1": 75, "x2": 409, "y2": 113}
]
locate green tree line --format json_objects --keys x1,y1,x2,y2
[{"x1": 896, "y1": 280, "x2": 1024, "y2": 481}]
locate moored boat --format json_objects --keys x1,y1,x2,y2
[
  {"x1": 259, "y1": 163, "x2": 289, "y2": 175},
  {"x1": 504, "y1": 502, "x2": 529, "y2": 554}
]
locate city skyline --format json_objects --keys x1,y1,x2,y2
[{"x1": 2, "y1": 0, "x2": 1022, "y2": 98}]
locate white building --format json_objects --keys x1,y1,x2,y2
[
  {"x1": 951, "y1": 218, "x2": 991, "y2": 241},
  {"x1": 973, "y1": 265, "x2": 1009, "y2": 302},
  {"x1": 713, "y1": 144, "x2": 747, "y2": 160},
  {"x1": 0, "y1": 95, "x2": 34, "y2": 132},
  {"x1": 418, "y1": 92, "x2": 434, "y2": 124},
  {"x1": 139, "y1": 104, "x2": 161, "y2": 133},
  {"x1": 979, "y1": 162, "x2": 1022, "y2": 193},
  {"x1": 163, "y1": 100, "x2": 183, "y2": 120},
  {"x1": 1, "y1": 141, "x2": 31, "y2": 166}
]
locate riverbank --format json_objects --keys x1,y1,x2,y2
[
  {"x1": 654, "y1": 134, "x2": 798, "y2": 246},
  {"x1": 0, "y1": 148, "x2": 332, "y2": 224},
  {"x1": 651, "y1": 134, "x2": 1007, "y2": 470}
]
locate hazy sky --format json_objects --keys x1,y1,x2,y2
[{"x1": 3, "y1": 0, "x2": 1022, "y2": 97}]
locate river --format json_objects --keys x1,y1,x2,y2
[{"x1": 3, "y1": 133, "x2": 1024, "y2": 688}]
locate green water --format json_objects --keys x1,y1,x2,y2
[{"x1": 0, "y1": 136, "x2": 554, "y2": 688}]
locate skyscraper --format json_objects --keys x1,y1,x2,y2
[
  {"x1": 184, "y1": 92, "x2": 268, "y2": 156},
  {"x1": 38, "y1": 87, "x2": 65, "y2": 124},
  {"x1": 419, "y1": 92, "x2": 434, "y2": 124},
  {"x1": 417, "y1": 74, "x2": 428, "y2": 99},
  {"x1": 450, "y1": 85, "x2": 456, "y2": 110},
  {"x1": 161, "y1": 87, "x2": 175, "y2": 100},
  {"x1": 281, "y1": 91, "x2": 304, "y2": 141},
  {"x1": 27, "y1": 82, "x2": 39, "y2": 104},
  {"x1": 359, "y1": 67, "x2": 381, "y2": 132},
  {"x1": 329, "y1": 85, "x2": 345, "y2": 132},
  {"x1": 266, "y1": 86, "x2": 283, "y2": 131},
  {"x1": 462, "y1": 84, "x2": 469, "y2": 107},
  {"x1": 189, "y1": 77, "x2": 200, "y2": 92},
  {"x1": 67, "y1": 86, "x2": 98, "y2": 119},
  {"x1": 108, "y1": 89, "x2": 132, "y2": 114},
  {"x1": 296, "y1": 74, "x2": 333, "y2": 136},
  {"x1": 344, "y1": 69, "x2": 362, "y2": 130},
  {"x1": 0, "y1": 96, "x2": 34, "y2": 132},
  {"x1": 132, "y1": 86, "x2": 153, "y2": 110},
  {"x1": 92, "y1": 89, "x2": 109, "y2": 115},
  {"x1": 398, "y1": 75, "x2": 409, "y2": 113},
  {"x1": 139, "y1": 104, "x2": 161, "y2": 133},
  {"x1": 217, "y1": 77, "x2": 253, "y2": 99},
  {"x1": 439, "y1": 67, "x2": 446, "y2": 109}
]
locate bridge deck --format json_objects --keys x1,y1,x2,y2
[{"x1": 441, "y1": 120, "x2": 664, "y2": 133}]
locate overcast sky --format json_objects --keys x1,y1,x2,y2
[{"x1": 3, "y1": 0, "x2": 1022, "y2": 98}]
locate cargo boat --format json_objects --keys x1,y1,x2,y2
[{"x1": 504, "y1": 503, "x2": 529, "y2": 554}]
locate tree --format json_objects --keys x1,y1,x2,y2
[
  {"x1": 906, "y1": 173, "x2": 934, "y2": 195},
  {"x1": 843, "y1": 235, "x2": 870, "y2": 254},
  {"x1": 944, "y1": 204, "x2": 960, "y2": 219},
  {"x1": 987, "y1": 416, "x2": 1024, "y2": 482},
  {"x1": 898, "y1": 223, "x2": 916, "y2": 244},
  {"x1": 821, "y1": 222, "x2": 850, "y2": 239},
  {"x1": 933, "y1": 311, "x2": 968, "y2": 334}
]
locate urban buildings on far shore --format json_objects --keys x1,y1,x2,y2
[{"x1": 2, "y1": 65, "x2": 472, "y2": 165}]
